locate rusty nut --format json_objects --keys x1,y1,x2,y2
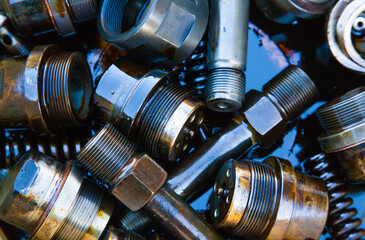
[
  {"x1": 112, "y1": 153, "x2": 167, "y2": 211},
  {"x1": 242, "y1": 90, "x2": 286, "y2": 148}
]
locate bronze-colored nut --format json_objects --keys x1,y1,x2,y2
[
  {"x1": 242, "y1": 91, "x2": 286, "y2": 148},
  {"x1": 112, "y1": 153, "x2": 167, "y2": 211}
]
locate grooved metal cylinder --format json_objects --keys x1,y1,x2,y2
[
  {"x1": 94, "y1": 57, "x2": 205, "y2": 161},
  {"x1": 210, "y1": 158, "x2": 329, "y2": 240},
  {"x1": 98, "y1": 0, "x2": 209, "y2": 67},
  {"x1": 0, "y1": 14, "x2": 31, "y2": 56},
  {"x1": 317, "y1": 86, "x2": 365, "y2": 183},
  {"x1": 205, "y1": 0, "x2": 249, "y2": 112},
  {"x1": 1, "y1": 128, "x2": 91, "y2": 168},
  {"x1": 0, "y1": 45, "x2": 92, "y2": 134},
  {"x1": 113, "y1": 205, "x2": 152, "y2": 235},
  {"x1": 103, "y1": 226, "x2": 146, "y2": 240},
  {"x1": 0, "y1": 0, "x2": 97, "y2": 37},
  {"x1": 255, "y1": 0, "x2": 335, "y2": 24},
  {"x1": 76, "y1": 124, "x2": 224, "y2": 240},
  {"x1": 167, "y1": 65, "x2": 319, "y2": 201},
  {"x1": 0, "y1": 150, "x2": 114, "y2": 240}
]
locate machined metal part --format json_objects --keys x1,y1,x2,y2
[
  {"x1": 1, "y1": 128, "x2": 91, "y2": 168},
  {"x1": 0, "y1": 44, "x2": 92, "y2": 134},
  {"x1": 98, "y1": 0, "x2": 209, "y2": 67},
  {"x1": 94, "y1": 57, "x2": 205, "y2": 161},
  {"x1": 0, "y1": 14, "x2": 31, "y2": 56},
  {"x1": 0, "y1": 150, "x2": 114, "y2": 240},
  {"x1": 0, "y1": 0, "x2": 97, "y2": 37},
  {"x1": 305, "y1": 153, "x2": 365, "y2": 240},
  {"x1": 205, "y1": 0, "x2": 249, "y2": 112},
  {"x1": 168, "y1": 65, "x2": 319, "y2": 201},
  {"x1": 76, "y1": 124, "x2": 224, "y2": 240},
  {"x1": 317, "y1": 86, "x2": 365, "y2": 183},
  {"x1": 103, "y1": 226, "x2": 146, "y2": 240},
  {"x1": 327, "y1": 0, "x2": 365, "y2": 75},
  {"x1": 210, "y1": 158, "x2": 329, "y2": 240},
  {"x1": 255, "y1": 0, "x2": 335, "y2": 24}
]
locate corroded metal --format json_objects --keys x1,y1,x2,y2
[
  {"x1": 210, "y1": 157, "x2": 328, "y2": 240},
  {"x1": 76, "y1": 124, "x2": 224, "y2": 240},
  {"x1": 0, "y1": 150, "x2": 114, "y2": 240}
]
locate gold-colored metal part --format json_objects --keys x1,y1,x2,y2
[
  {"x1": 317, "y1": 86, "x2": 365, "y2": 183},
  {"x1": 0, "y1": 150, "x2": 114, "y2": 240},
  {"x1": 210, "y1": 157, "x2": 329, "y2": 240}
]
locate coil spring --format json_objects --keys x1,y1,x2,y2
[
  {"x1": 304, "y1": 153, "x2": 365, "y2": 240},
  {"x1": 183, "y1": 34, "x2": 207, "y2": 98}
]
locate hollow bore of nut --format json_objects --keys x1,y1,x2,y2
[
  {"x1": 101, "y1": 0, "x2": 150, "y2": 36},
  {"x1": 1, "y1": 34, "x2": 12, "y2": 46},
  {"x1": 69, "y1": 60, "x2": 88, "y2": 118}
]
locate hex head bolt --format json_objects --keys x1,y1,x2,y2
[
  {"x1": 76, "y1": 124, "x2": 224, "y2": 240},
  {"x1": 94, "y1": 57, "x2": 205, "y2": 161},
  {"x1": 0, "y1": 150, "x2": 114, "y2": 240},
  {"x1": 0, "y1": 45, "x2": 92, "y2": 134},
  {"x1": 0, "y1": 0, "x2": 97, "y2": 37},
  {"x1": 255, "y1": 0, "x2": 335, "y2": 24},
  {"x1": 168, "y1": 65, "x2": 319, "y2": 201},
  {"x1": 97, "y1": 0, "x2": 208, "y2": 68},
  {"x1": 210, "y1": 158, "x2": 329, "y2": 240},
  {"x1": 205, "y1": 0, "x2": 249, "y2": 112},
  {"x1": 317, "y1": 86, "x2": 365, "y2": 183}
]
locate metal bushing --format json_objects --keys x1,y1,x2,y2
[
  {"x1": 327, "y1": 0, "x2": 365, "y2": 75},
  {"x1": 210, "y1": 158, "x2": 329, "y2": 240},
  {"x1": 98, "y1": 0, "x2": 209, "y2": 67},
  {"x1": 255, "y1": 0, "x2": 335, "y2": 24},
  {"x1": 0, "y1": 45, "x2": 92, "y2": 134},
  {"x1": 0, "y1": 0, "x2": 97, "y2": 37},
  {"x1": 94, "y1": 57, "x2": 205, "y2": 161},
  {"x1": 0, "y1": 150, "x2": 114, "y2": 240},
  {"x1": 317, "y1": 86, "x2": 365, "y2": 183}
]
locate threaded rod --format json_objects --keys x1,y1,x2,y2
[{"x1": 67, "y1": 0, "x2": 98, "y2": 23}]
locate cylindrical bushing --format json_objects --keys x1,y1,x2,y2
[
  {"x1": 0, "y1": 0, "x2": 97, "y2": 37},
  {"x1": 205, "y1": 0, "x2": 249, "y2": 112},
  {"x1": 255, "y1": 0, "x2": 335, "y2": 24},
  {"x1": 317, "y1": 86, "x2": 365, "y2": 183},
  {"x1": 94, "y1": 57, "x2": 205, "y2": 161},
  {"x1": 98, "y1": 0, "x2": 209, "y2": 67},
  {"x1": 210, "y1": 158, "x2": 329, "y2": 240},
  {"x1": 0, "y1": 45, "x2": 92, "y2": 134},
  {"x1": 0, "y1": 150, "x2": 114, "y2": 240}
]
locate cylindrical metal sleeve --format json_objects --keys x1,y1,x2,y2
[
  {"x1": 144, "y1": 186, "x2": 224, "y2": 240},
  {"x1": 167, "y1": 120, "x2": 253, "y2": 201},
  {"x1": 67, "y1": 0, "x2": 97, "y2": 23}
]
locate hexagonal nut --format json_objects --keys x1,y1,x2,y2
[
  {"x1": 111, "y1": 153, "x2": 167, "y2": 211},
  {"x1": 243, "y1": 91, "x2": 286, "y2": 148}
]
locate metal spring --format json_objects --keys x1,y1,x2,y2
[
  {"x1": 183, "y1": 36, "x2": 208, "y2": 98},
  {"x1": 304, "y1": 153, "x2": 365, "y2": 240}
]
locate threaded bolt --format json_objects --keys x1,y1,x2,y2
[
  {"x1": 263, "y1": 65, "x2": 319, "y2": 121},
  {"x1": 114, "y1": 205, "x2": 153, "y2": 235},
  {"x1": 67, "y1": 0, "x2": 98, "y2": 23}
]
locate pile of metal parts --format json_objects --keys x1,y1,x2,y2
[{"x1": 0, "y1": 0, "x2": 364, "y2": 239}]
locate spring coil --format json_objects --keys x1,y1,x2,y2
[
  {"x1": 304, "y1": 153, "x2": 365, "y2": 240},
  {"x1": 183, "y1": 34, "x2": 207, "y2": 98}
]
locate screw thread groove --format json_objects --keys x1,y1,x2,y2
[
  {"x1": 263, "y1": 65, "x2": 319, "y2": 121},
  {"x1": 52, "y1": 180, "x2": 104, "y2": 240},
  {"x1": 205, "y1": 68, "x2": 246, "y2": 106},
  {"x1": 233, "y1": 161, "x2": 278, "y2": 237},
  {"x1": 43, "y1": 53, "x2": 81, "y2": 126},
  {"x1": 316, "y1": 87, "x2": 365, "y2": 133},
  {"x1": 68, "y1": 0, "x2": 98, "y2": 23},
  {"x1": 76, "y1": 124, "x2": 136, "y2": 184},
  {"x1": 116, "y1": 206, "x2": 152, "y2": 235},
  {"x1": 137, "y1": 84, "x2": 189, "y2": 157}
]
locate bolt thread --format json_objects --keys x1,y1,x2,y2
[
  {"x1": 43, "y1": 53, "x2": 83, "y2": 126},
  {"x1": 205, "y1": 68, "x2": 246, "y2": 107},
  {"x1": 316, "y1": 86, "x2": 365, "y2": 134},
  {"x1": 115, "y1": 206, "x2": 152, "y2": 235},
  {"x1": 68, "y1": 0, "x2": 98, "y2": 23},
  {"x1": 263, "y1": 65, "x2": 319, "y2": 121},
  {"x1": 232, "y1": 161, "x2": 278, "y2": 237},
  {"x1": 137, "y1": 84, "x2": 190, "y2": 157},
  {"x1": 119, "y1": 230, "x2": 146, "y2": 240},
  {"x1": 76, "y1": 124, "x2": 136, "y2": 184},
  {"x1": 52, "y1": 180, "x2": 104, "y2": 240}
]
